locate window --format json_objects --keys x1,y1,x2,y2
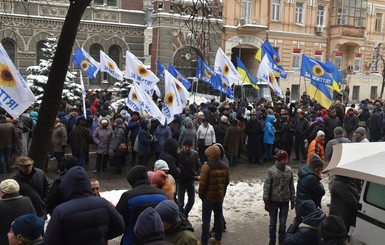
[
  {"x1": 108, "y1": 45, "x2": 121, "y2": 84},
  {"x1": 354, "y1": 54, "x2": 361, "y2": 73},
  {"x1": 2, "y1": 39, "x2": 16, "y2": 64},
  {"x1": 94, "y1": 0, "x2": 117, "y2": 6},
  {"x1": 272, "y1": 0, "x2": 281, "y2": 21},
  {"x1": 295, "y1": 2, "x2": 305, "y2": 24},
  {"x1": 365, "y1": 182, "x2": 385, "y2": 210},
  {"x1": 292, "y1": 49, "x2": 302, "y2": 69},
  {"x1": 36, "y1": 41, "x2": 46, "y2": 65},
  {"x1": 335, "y1": 53, "x2": 343, "y2": 70},
  {"x1": 317, "y1": 5, "x2": 326, "y2": 26},
  {"x1": 352, "y1": 85, "x2": 360, "y2": 101},
  {"x1": 291, "y1": 84, "x2": 300, "y2": 101},
  {"x1": 370, "y1": 86, "x2": 378, "y2": 99},
  {"x1": 242, "y1": 0, "x2": 252, "y2": 22},
  {"x1": 314, "y1": 50, "x2": 323, "y2": 62},
  {"x1": 89, "y1": 44, "x2": 103, "y2": 84},
  {"x1": 332, "y1": 0, "x2": 367, "y2": 27},
  {"x1": 309, "y1": 0, "x2": 316, "y2": 6},
  {"x1": 375, "y1": 13, "x2": 383, "y2": 32}
]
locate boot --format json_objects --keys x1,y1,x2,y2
[{"x1": 209, "y1": 238, "x2": 221, "y2": 245}]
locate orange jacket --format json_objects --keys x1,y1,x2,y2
[{"x1": 307, "y1": 136, "x2": 325, "y2": 164}]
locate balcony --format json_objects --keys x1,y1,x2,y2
[{"x1": 330, "y1": 25, "x2": 365, "y2": 39}]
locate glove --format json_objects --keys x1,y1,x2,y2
[{"x1": 264, "y1": 201, "x2": 270, "y2": 212}]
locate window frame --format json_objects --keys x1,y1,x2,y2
[
  {"x1": 292, "y1": 50, "x2": 302, "y2": 69},
  {"x1": 317, "y1": 5, "x2": 326, "y2": 26},
  {"x1": 354, "y1": 55, "x2": 362, "y2": 73},
  {"x1": 242, "y1": 0, "x2": 252, "y2": 23},
  {"x1": 295, "y1": 2, "x2": 305, "y2": 24},
  {"x1": 272, "y1": 0, "x2": 281, "y2": 21},
  {"x1": 335, "y1": 55, "x2": 343, "y2": 70},
  {"x1": 352, "y1": 85, "x2": 360, "y2": 101},
  {"x1": 364, "y1": 182, "x2": 385, "y2": 211},
  {"x1": 2, "y1": 39, "x2": 16, "y2": 64},
  {"x1": 375, "y1": 13, "x2": 383, "y2": 33}
]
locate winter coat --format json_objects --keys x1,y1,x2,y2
[
  {"x1": 93, "y1": 125, "x2": 113, "y2": 154},
  {"x1": 277, "y1": 121, "x2": 293, "y2": 144},
  {"x1": 127, "y1": 120, "x2": 140, "y2": 143},
  {"x1": 29, "y1": 111, "x2": 38, "y2": 127},
  {"x1": 44, "y1": 166, "x2": 125, "y2": 245},
  {"x1": 294, "y1": 117, "x2": 309, "y2": 138},
  {"x1": 197, "y1": 124, "x2": 216, "y2": 146},
  {"x1": 355, "y1": 136, "x2": 369, "y2": 142},
  {"x1": 224, "y1": 124, "x2": 242, "y2": 157},
  {"x1": 0, "y1": 119, "x2": 13, "y2": 149},
  {"x1": 324, "y1": 115, "x2": 341, "y2": 141},
  {"x1": 283, "y1": 210, "x2": 326, "y2": 245},
  {"x1": 369, "y1": 111, "x2": 382, "y2": 133},
  {"x1": 137, "y1": 121, "x2": 153, "y2": 157},
  {"x1": 199, "y1": 157, "x2": 229, "y2": 202},
  {"x1": 325, "y1": 136, "x2": 350, "y2": 161},
  {"x1": 154, "y1": 125, "x2": 172, "y2": 153},
  {"x1": 245, "y1": 118, "x2": 262, "y2": 157},
  {"x1": 71, "y1": 125, "x2": 90, "y2": 153},
  {"x1": 12, "y1": 168, "x2": 51, "y2": 217},
  {"x1": 159, "y1": 138, "x2": 180, "y2": 181},
  {"x1": 307, "y1": 136, "x2": 325, "y2": 163},
  {"x1": 343, "y1": 114, "x2": 358, "y2": 131},
  {"x1": 164, "y1": 213, "x2": 197, "y2": 245},
  {"x1": 12, "y1": 122, "x2": 23, "y2": 156},
  {"x1": 116, "y1": 166, "x2": 168, "y2": 245},
  {"x1": 177, "y1": 149, "x2": 201, "y2": 184},
  {"x1": 263, "y1": 162, "x2": 295, "y2": 203},
  {"x1": 51, "y1": 123, "x2": 68, "y2": 153},
  {"x1": 264, "y1": 114, "x2": 275, "y2": 145},
  {"x1": 0, "y1": 194, "x2": 36, "y2": 245},
  {"x1": 109, "y1": 125, "x2": 127, "y2": 156},
  {"x1": 308, "y1": 122, "x2": 325, "y2": 144},
  {"x1": 329, "y1": 176, "x2": 361, "y2": 228},
  {"x1": 296, "y1": 165, "x2": 325, "y2": 209},
  {"x1": 178, "y1": 121, "x2": 197, "y2": 149},
  {"x1": 215, "y1": 122, "x2": 228, "y2": 145}
]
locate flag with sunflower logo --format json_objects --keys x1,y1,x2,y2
[
  {"x1": 72, "y1": 47, "x2": 100, "y2": 80},
  {"x1": 214, "y1": 48, "x2": 241, "y2": 87},
  {"x1": 0, "y1": 44, "x2": 36, "y2": 118},
  {"x1": 126, "y1": 51, "x2": 159, "y2": 92},
  {"x1": 132, "y1": 82, "x2": 165, "y2": 125},
  {"x1": 300, "y1": 55, "x2": 333, "y2": 109},
  {"x1": 323, "y1": 59, "x2": 342, "y2": 93},
  {"x1": 236, "y1": 56, "x2": 259, "y2": 90},
  {"x1": 257, "y1": 55, "x2": 284, "y2": 98},
  {"x1": 168, "y1": 64, "x2": 191, "y2": 90},
  {"x1": 126, "y1": 86, "x2": 142, "y2": 113},
  {"x1": 162, "y1": 70, "x2": 185, "y2": 123},
  {"x1": 100, "y1": 51, "x2": 123, "y2": 81},
  {"x1": 255, "y1": 40, "x2": 287, "y2": 79}
]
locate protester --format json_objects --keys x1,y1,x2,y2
[
  {"x1": 307, "y1": 130, "x2": 325, "y2": 164},
  {"x1": 109, "y1": 118, "x2": 127, "y2": 174},
  {"x1": 0, "y1": 114, "x2": 14, "y2": 173},
  {"x1": 90, "y1": 178, "x2": 101, "y2": 197},
  {"x1": 92, "y1": 117, "x2": 113, "y2": 173},
  {"x1": 319, "y1": 215, "x2": 347, "y2": 245},
  {"x1": 223, "y1": 119, "x2": 242, "y2": 166},
  {"x1": 51, "y1": 117, "x2": 68, "y2": 173},
  {"x1": 324, "y1": 127, "x2": 350, "y2": 162},
  {"x1": 8, "y1": 214, "x2": 44, "y2": 245},
  {"x1": 294, "y1": 111, "x2": 308, "y2": 162},
  {"x1": 353, "y1": 126, "x2": 369, "y2": 143},
  {"x1": 197, "y1": 118, "x2": 216, "y2": 163}
]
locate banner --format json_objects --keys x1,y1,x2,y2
[
  {"x1": 162, "y1": 70, "x2": 185, "y2": 123},
  {"x1": 236, "y1": 56, "x2": 259, "y2": 90},
  {"x1": 126, "y1": 86, "x2": 142, "y2": 113},
  {"x1": 214, "y1": 47, "x2": 241, "y2": 87},
  {"x1": 125, "y1": 51, "x2": 159, "y2": 91},
  {"x1": 72, "y1": 47, "x2": 100, "y2": 80},
  {"x1": 168, "y1": 64, "x2": 191, "y2": 90},
  {"x1": 300, "y1": 55, "x2": 333, "y2": 86},
  {"x1": 100, "y1": 50, "x2": 123, "y2": 81},
  {"x1": 0, "y1": 44, "x2": 36, "y2": 118},
  {"x1": 257, "y1": 55, "x2": 283, "y2": 97},
  {"x1": 157, "y1": 60, "x2": 166, "y2": 79},
  {"x1": 256, "y1": 40, "x2": 287, "y2": 79}
]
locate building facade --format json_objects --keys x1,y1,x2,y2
[
  {"x1": 222, "y1": 0, "x2": 385, "y2": 103},
  {"x1": 0, "y1": 0, "x2": 147, "y2": 89}
]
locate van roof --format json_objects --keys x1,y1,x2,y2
[{"x1": 324, "y1": 142, "x2": 385, "y2": 185}]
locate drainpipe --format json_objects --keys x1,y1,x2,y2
[
  {"x1": 326, "y1": 1, "x2": 332, "y2": 58},
  {"x1": 267, "y1": 0, "x2": 271, "y2": 39}
]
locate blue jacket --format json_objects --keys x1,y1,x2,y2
[
  {"x1": 44, "y1": 167, "x2": 125, "y2": 245},
  {"x1": 296, "y1": 165, "x2": 325, "y2": 209},
  {"x1": 264, "y1": 114, "x2": 275, "y2": 144}
]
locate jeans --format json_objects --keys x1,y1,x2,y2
[
  {"x1": 177, "y1": 181, "x2": 195, "y2": 218},
  {"x1": 0, "y1": 148, "x2": 11, "y2": 173},
  {"x1": 269, "y1": 201, "x2": 289, "y2": 242},
  {"x1": 201, "y1": 199, "x2": 223, "y2": 245}
]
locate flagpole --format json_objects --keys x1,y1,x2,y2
[
  {"x1": 299, "y1": 76, "x2": 302, "y2": 101},
  {"x1": 79, "y1": 71, "x2": 87, "y2": 118}
]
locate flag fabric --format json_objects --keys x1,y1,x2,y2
[
  {"x1": 236, "y1": 56, "x2": 259, "y2": 90},
  {"x1": 325, "y1": 59, "x2": 342, "y2": 83},
  {"x1": 157, "y1": 60, "x2": 166, "y2": 79},
  {"x1": 300, "y1": 55, "x2": 334, "y2": 109},
  {"x1": 255, "y1": 40, "x2": 287, "y2": 79},
  {"x1": 165, "y1": 70, "x2": 189, "y2": 105},
  {"x1": 196, "y1": 56, "x2": 234, "y2": 99},
  {"x1": 125, "y1": 51, "x2": 159, "y2": 91},
  {"x1": 126, "y1": 86, "x2": 142, "y2": 113},
  {"x1": 214, "y1": 48, "x2": 241, "y2": 87},
  {"x1": 257, "y1": 55, "x2": 283, "y2": 97},
  {"x1": 168, "y1": 64, "x2": 191, "y2": 90},
  {"x1": 79, "y1": 72, "x2": 87, "y2": 118},
  {"x1": 0, "y1": 44, "x2": 36, "y2": 118},
  {"x1": 72, "y1": 47, "x2": 100, "y2": 80},
  {"x1": 162, "y1": 70, "x2": 185, "y2": 123},
  {"x1": 132, "y1": 82, "x2": 165, "y2": 125},
  {"x1": 100, "y1": 50, "x2": 123, "y2": 81}
]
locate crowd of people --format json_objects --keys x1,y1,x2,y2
[{"x1": 0, "y1": 88, "x2": 383, "y2": 244}]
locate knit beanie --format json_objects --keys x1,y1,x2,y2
[
  {"x1": 319, "y1": 215, "x2": 347, "y2": 240},
  {"x1": 126, "y1": 165, "x2": 149, "y2": 187},
  {"x1": 154, "y1": 200, "x2": 181, "y2": 225},
  {"x1": 309, "y1": 154, "x2": 324, "y2": 169},
  {"x1": 275, "y1": 150, "x2": 288, "y2": 162},
  {"x1": 154, "y1": 160, "x2": 169, "y2": 171},
  {"x1": 64, "y1": 156, "x2": 80, "y2": 170},
  {"x1": 0, "y1": 179, "x2": 19, "y2": 194},
  {"x1": 151, "y1": 170, "x2": 168, "y2": 187},
  {"x1": 134, "y1": 207, "x2": 164, "y2": 240},
  {"x1": 297, "y1": 200, "x2": 317, "y2": 217},
  {"x1": 333, "y1": 126, "x2": 343, "y2": 136},
  {"x1": 182, "y1": 138, "x2": 193, "y2": 147},
  {"x1": 114, "y1": 118, "x2": 123, "y2": 125},
  {"x1": 205, "y1": 145, "x2": 221, "y2": 161},
  {"x1": 317, "y1": 130, "x2": 325, "y2": 138},
  {"x1": 11, "y1": 214, "x2": 44, "y2": 243}
]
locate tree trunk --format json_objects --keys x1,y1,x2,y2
[{"x1": 29, "y1": 0, "x2": 91, "y2": 170}]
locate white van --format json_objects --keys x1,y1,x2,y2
[{"x1": 324, "y1": 142, "x2": 385, "y2": 245}]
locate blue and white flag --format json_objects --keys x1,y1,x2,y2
[
  {"x1": 157, "y1": 60, "x2": 166, "y2": 79},
  {"x1": 257, "y1": 55, "x2": 284, "y2": 97},
  {"x1": 214, "y1": 47, "x2": 241, "y2": 87},
  {"x1": 162, "y1": 70, "x2": 185, "y2": 124},
  {"x1": 168, "y1": 64, "x2": 191, "y2": 90},
  {"x1": 126, "y1": 86, "x2": 142, "y2": 113},
  {"x1": 72, "y1": 47, "x2": 100, "y2": 80},
  {"x1": 126, "y1": 51, "x2": 159, "y2": 92},
  {"x1": 0, "y1": 44, "x2": 36, "y2": 118},
  {"x1": 100, "y1": 50, "x2": 123, "y2": 81}
]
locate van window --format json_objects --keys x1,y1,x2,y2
[{"x1": 364, "y1": 182, "x2": 385, "y2": 210}]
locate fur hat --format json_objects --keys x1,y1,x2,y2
[
  {"x1": 0, "y1": 179, "x2": 20, "y2": 194},
  {"x1": 319, "y1": 215, "x2": 347, "y2": 240},
  {"x1": 205, "y1": 145, "x2": 221, "y2": 161},
  {"x1": 11, "y1": 214, "x2": 44, "y2": 243},
  {"x1": 155, "y1": 200, "x2": 181, "y2": 225},
  {"x1": 317, "y1": 130, "x2": 325, "y2": 138},
  {"x1": 309, "y1": 154, "x2": 324, "y2": 169}
]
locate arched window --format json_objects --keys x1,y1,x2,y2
[
  {"x1": 89, "y1": 44, "x2": 103, "y2": 85},
  {"x1": 36, "y1": 41, "x2": 46, "y2": 65},
  {"x1": 2, "y1": 39, "x2": 16, "y2": 64},
  {"x1": 108, "y1": 45, "x2": 121, "y2": 84}
]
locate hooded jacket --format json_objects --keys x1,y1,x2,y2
[
  {"x1": 116, "y1": 166, "x2": 168, "y2": 245},
  {"x1": 307, "y1": 136, "x2": 325, "y2": 163},
  {"x1": 159, "y1": 138, "x2": 180, "y2": 180},
  {"x1": 92, "y1": 118, "x2": 113, "y2": 154},
  {"x1": 263, "y1": 114, "x2": 275, "y2": 145},
  {"x1": 44, "y1": 166, "x2": 124, "y2": 245},
  {"x1": 178, "y1": 121, "x2": 197, "y2": 150},
  {"x1": 296, "y1": 165, "x2": 325, "y2": 209}
]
